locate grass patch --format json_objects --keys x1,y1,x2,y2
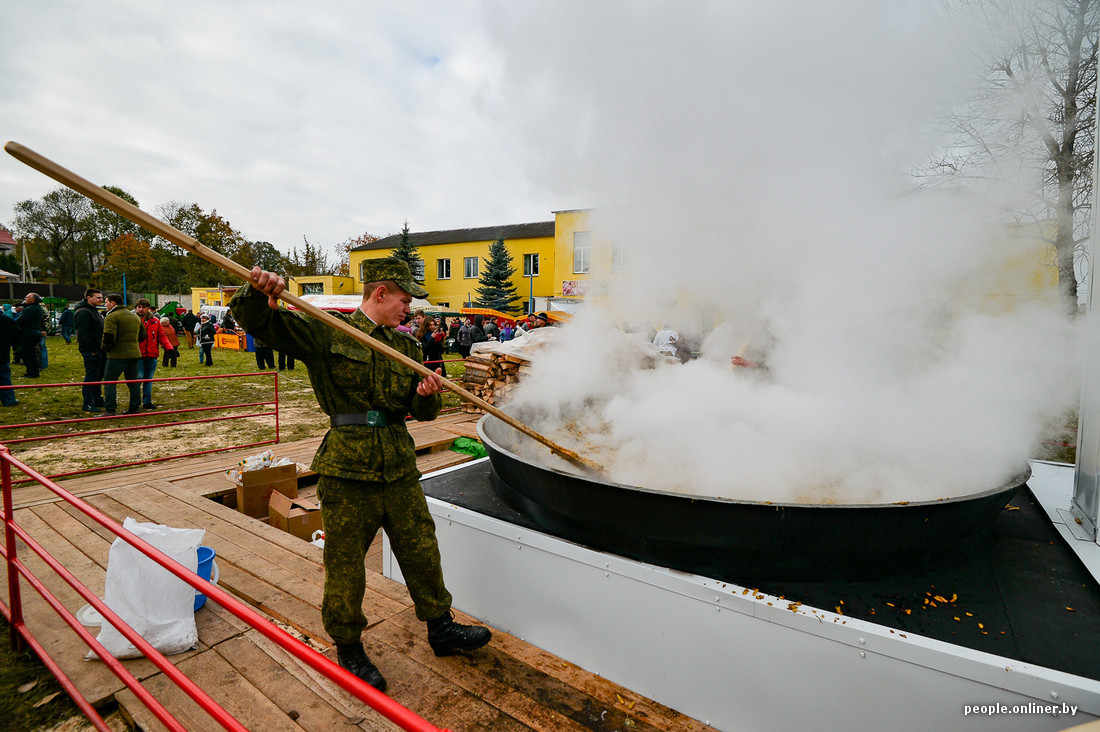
[{"x1": 0, "y1": 626, "x2": 92, "y2": 731}]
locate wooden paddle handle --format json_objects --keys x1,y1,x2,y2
[{"x1": 4, "y1": 141, "x2": 601, "y2": 474}]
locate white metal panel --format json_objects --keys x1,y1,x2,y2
[
  {"x1": 1029, "y1": 461, "x2": 1100, "y2": 583},
  {"x1": 384, "y1": 498, "x2": 1100, "y2": 732}
]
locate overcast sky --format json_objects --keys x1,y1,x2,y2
[
  {"x1": 1, "y1": 1, "x2": 999, "y2": 269},
  {"x1": 0, "y1": 1, "x2": 566, "y2": 258}
]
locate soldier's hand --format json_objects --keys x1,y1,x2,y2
[
  {"x1": 249, "y1": 266, "x2": 286, "y2": 310},
  {"x1": 417, "y1": 369, "x2": 444, "y2": 396}
]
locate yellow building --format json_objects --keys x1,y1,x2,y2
[
  {"x1": 286, "y1": 275, "x2": 357, "y2": 297},
  {"x1": 550, "y1": 209, "x2": 629, "y2": 301},
  {"x1": 349, "y1": 222, "x2": 556, "y2": 312},
  {"x1": 346, "y1": 208, "x2": 1065, "y2": 319},
  {"x1": 190, "y1": 286, "x2": 239, "y2": 312}
]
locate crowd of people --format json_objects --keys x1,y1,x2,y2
[
  {"x1": 0, "y1": 289, "x2": 310, "y2": 414},
  {"x1": 0, "y1": 289, "x2": 560, "y2": 414},
  {"x1": 400, "y1": 309, "x2": 554, "y2": 362}
]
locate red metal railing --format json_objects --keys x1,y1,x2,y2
[
  {"x1": 0, "y1": 372, "x2": 279, "y2": 484},
  {"x1": 0, "y1": 445, "x2": 448, "y2": 732}
]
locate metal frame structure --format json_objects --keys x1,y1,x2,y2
[
  {"x1": 0, "y1": 445, "x2": 448, "y2": 732},
  {"x1": 0, "y1": 372, "x2": 280, "y2": 484}
]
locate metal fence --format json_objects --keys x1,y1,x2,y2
[
  {"x1": 0, "y1": 372, "x2": 280, "y2": 484},
  {"x1": 0, "y1": 446, "x2": 447, "y2": 731}
]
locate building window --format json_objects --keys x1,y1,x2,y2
[
  {"x1": 573, "y1": 231, "x2": 591, "y2": 274},
  {"x1": 301, "y1": 282, "x2": 324, "y2": 295},
  {"x1": 464, "y1": 256, "x2": 479, "y2": 279},
  {"x1": 612, "y1": 245, "x2": 629, "y2": 273},
  {"x1": 437, "y1": 258, "x2": 451, "y2": 280},
  {"x1": 523, "y1": 253, "x2": 540, "y2": 277}
]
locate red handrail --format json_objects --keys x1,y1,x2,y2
[{"x1": 1, "y1": 446, "x2": 448, "y2": 732}]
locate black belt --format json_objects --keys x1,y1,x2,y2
[{"x1": 330, "y1": 411, "x2": 405, "y2": 427}]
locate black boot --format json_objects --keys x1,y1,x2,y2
[
  {"x1": 426, "y1": 610, "x2": 492, "y2": 657},
  {"x1": 335, "y1": 643, "x2": 387, "y2": 691}
]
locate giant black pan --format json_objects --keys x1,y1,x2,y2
[{"x1": 477, "y1": 411, "x2": 1027, "y2": 582}]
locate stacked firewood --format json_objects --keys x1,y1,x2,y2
[{"x1": 458, "y1": 352, "x2": 529, "y2": 413}]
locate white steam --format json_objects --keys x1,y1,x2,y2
[{"x1": 484, "y1": 2, "x2": 1079, "y2": 503}]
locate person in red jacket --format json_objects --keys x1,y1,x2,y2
[{"x1": 134, "y1": 299, "x2": 174, "y2": 409}]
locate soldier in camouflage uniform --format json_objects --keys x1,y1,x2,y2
[{"x1": 230, "y1": 257, "x2": 491, "y2": 692}]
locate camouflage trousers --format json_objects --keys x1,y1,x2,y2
[{"x1": 317, "y1": 474, "x2": 453, "y2": 645}]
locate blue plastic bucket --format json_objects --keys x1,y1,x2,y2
[{"x1": 194, "y1": 546, "x2": 216, "y2": 611}]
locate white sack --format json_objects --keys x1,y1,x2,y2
[{"x1": 89, "y1": 518, "x2": 205, "y2": 660}]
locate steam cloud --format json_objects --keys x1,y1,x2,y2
[{"x1": 484, "y1": 2, "x2": 1079, "y2": 503}]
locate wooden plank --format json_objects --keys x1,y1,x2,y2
[
  {"x1": 417, "y1": 450, "x2": 474, "y2": 474},
  {"x1": 362, "y1": 632, "x2": 532, "y2": 731},
  {"x1": 246, "y1": 630, "x2": 402, "y2": 731},
  {"x1": 412, "y1": 427, "x2": 458, "y2": 454},
  {"x1": 94, "y1": 486, "x2": 411, "y2": 644},
  {"x1": 436, "y1": 421, "x2": 481, "y2": 440},
  {"x1": 365, "y1": 529, "x2": 384, "y2": 575},
  {"x1": 84, "y1": 491, "x2": 336, "y2": 643},
  {"x1": 369, "y1": 618, "x2": 590, "y2": 732},
  {"x1": 2, "y1": 507, "x2": 234, "y2": 705},
  {"x1": 384, "y1": 608, "x2": 703, "y2": 731},
  {"x1": 108, "y1": 483, "x2": 329, "y2": 591},
  {"x1": 133, "y1": 480, "x2": 412, "y2": 608},
  {"x1": 214, "y1": 633, "x2": 399, "y2": 732},
  {"x1": 0, "y1": 508, "x2": 131, "y2": 705},
  {"x1": 115, "y1": 648, "x2": 305, "y2": 732},
  {"x1": 134, "y1": 479, "x2": 412, "y2": 607},
  {"x1": 36, "y1": 501, "x2": 251, "y2": 652}
]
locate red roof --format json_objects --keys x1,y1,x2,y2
[{"x1": 0, "y1": 229, "x2": 16, "y2": 247}]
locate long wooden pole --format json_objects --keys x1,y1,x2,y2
[{"x1": 4, "y1": 141, "x2": 602, "y2": 474}]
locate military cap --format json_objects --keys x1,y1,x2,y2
[{"x1": 362, "y1": 257, "x2": 428, "y2": 298}]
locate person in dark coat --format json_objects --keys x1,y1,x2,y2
[
  {"x1": 417, "y1": 317, "x2": 446, "y2": 377},
  {"x1": 74, "y1": 288, "x2": 106, "y2": 412},
  {"x1": 0, "y1": 310, "x2": 19, "y2": 406},
  {"x1": 253, "y1": 334, "x2": 275, "y2": 370},
  {"x1": 469, "y1": 314, "x2": 488, "y2": 345},
  {"x1": 181, "y1": 310, "x2": 199, "y2": 349},
  {"x1": 16, "y1": 293, "x2": 45, "y2": 378},
  {"x1": 59, "y1": 306, "x2": 75, "y2": 344},
  {"x1": 198, "y1": 314, "x2": 217, "y2": 366},
  {"x1": 456, "y1": 318, "x2": 472, "y2": 358},
  {"x1": 482, "y1": 316, "x2": 499, "y2": 340}
]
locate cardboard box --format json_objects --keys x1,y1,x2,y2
[
  {"x1": 231, "y1": 464, "x2": 299, "y2": 518},
  {"x1": 268, "y1": 491, "x2": 323, "y2": 541}
]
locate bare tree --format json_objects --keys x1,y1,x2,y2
[{"x1": 922, "y1": 0, "x2": 1099, "y2": 312}]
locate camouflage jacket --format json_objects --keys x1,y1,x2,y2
[{"x1": 229, "y1": 283, "x2": 440, "y2": 483}]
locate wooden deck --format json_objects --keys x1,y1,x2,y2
[{"x1": 2, "y1": 413, "x2": 705, "y2": 731}]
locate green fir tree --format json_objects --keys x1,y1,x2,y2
[
  {"x1": 389, "y1": 220, "x2": 424, "y2": 282},
  {"x1": 474, "y1": 238, "x2": 521, "y2": 314}
]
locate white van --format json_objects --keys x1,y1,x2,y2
[{"x1": 198, "y1": 305, "x2": 230, "y2": 322}]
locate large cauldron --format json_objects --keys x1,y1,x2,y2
[{"x1": 478, "y1": 411, "x2": 1027, "y2": 582}]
